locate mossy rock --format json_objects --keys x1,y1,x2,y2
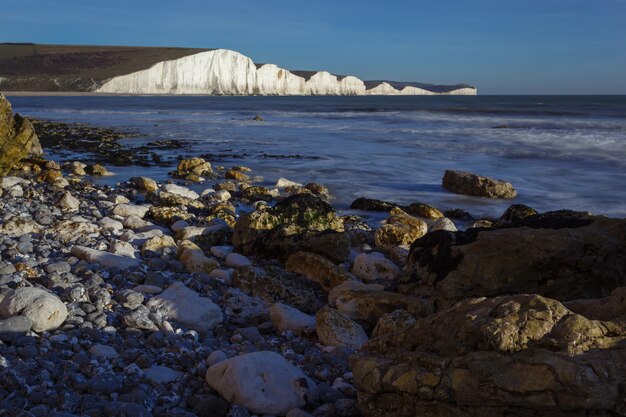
[
  {"x1": 0, "y1": 94, "x2": 42, "y2": 177},
  {"x1": 233, "y1": 193, "x2": 348, "y2": 261},
  {"x1": 406, "y1": 202, "x2": 444, "y2": 219}
]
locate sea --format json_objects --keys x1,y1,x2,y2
[{"x1": 8, "y1": 94, "x2": 626, "y2": 221}]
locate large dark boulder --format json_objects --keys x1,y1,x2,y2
[
  {"x1": 232, "y1": 193, "x2": 349, "y2": 262},
  {"x1": 351, "y1": 293, "x2": 626, "y2": 417},
  {"x1": 405, "y1": 213, "x2": 626, "y2": 306},
  {"x1": 0, "y1": 94, "x2": 42, "y2": 177},
  {"x1": 442, "y1": 170, "x2": 517, "y2": 199}
]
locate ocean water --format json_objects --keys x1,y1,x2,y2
[{"x1": 8, "y1": 95, "x2": 626, "y2": 220}]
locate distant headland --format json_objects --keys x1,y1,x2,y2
[{"x1": 0, "y1": 44, "x2": 476, "y2": 96}]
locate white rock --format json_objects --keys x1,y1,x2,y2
[
  {"x1": 108, "y1": 240, "x2": 137, "y2": 259},
  {"x1": 214, "y1": 190, "x2": 231, "y2": 202},
  {"x1": 205, "y1": 351, "x2": 316, "y2": 415},
  {"x1": 98, "y1": 217, "x2": 124, "y2": 231},
  {"x1": 146, "y1": 282, "x2": 223, "y2": 333},
  {"x1": 112, "y1": 204, "x2": 151, "y2": 218},
  {"x1": 96, "y1": 48, "x2": 477, "y2": 97},
  {"x1": 316, "y1": 306, "x2": 368, "y2": 349},
  {"x1": 98, "y1": 49, "x2": 258, "y2": 95},
  {"x1": 275, "y1": 178, "x2": 302, "y2": 188},
  {"x1": 431, "y1": 217, "x2": 458, "y2": 232},
  {"x1": 53, "y1": 177, "x2": 70, "y2": 188},
  {"x1": 55, "y1": 191, "x2": 80, "y2": 211},
  {"x1": 210, "y1": 245, "x2": 234, "y2": 259},
  {"x1": 256, "y1": 64, "x2": 306, "y2": 95},
  {"x1": 162, "y1": 183, "x2": 200, "y2": 200},
  {"x1": 108, "y1": 194, "x2": 131, "y2": 204},
  {"x1": 143, "y1": 365, "x2": 183, "y2": 384},
  {"x1": 270, "y1": 303, "x2": 315, "y2": 335},
  {"x1": 351, "y1": 252, "x2": 400, "y2": 282},
  {"x1": 200, "y1": 188, "x2": 215, "y2": 197},
  {"x1": 224, "y1": 252, "x2": 252, "y2": 268},
  {"x1": 7, "y1": 185, "x2": 23, "y2": 197},
  {"x1": 71, "y1": 245, "x2": 140, "y2": 269},
  {"x1": 0, "y1": 216, "x2": 40, "y2": 237},
  {"x1": 0, "y1": 176, "x2": 29, "y2": 189},
  {"x1": 122, "y1": 215, "x2": 152, "y2": 230},
  {"x1": 0, "y1": 287, "x2": 68, "y2": 332}
]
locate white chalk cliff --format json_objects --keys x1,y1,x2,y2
[{"x1": 97, "y1": 49, "x2": 476, "y2": 96}]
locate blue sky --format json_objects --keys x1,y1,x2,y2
[{"x1": 1, "y1": 0, "x2": 625, "y2": 94}]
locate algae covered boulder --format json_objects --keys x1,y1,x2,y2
[
  {"x1": 0, "y1": 94, "x2": 42, "y2": 177},
  {"x1": 233, "y1": 193, "x2": 349, "y2": 262},
  {"x1": 442, "y1": 169, "x2": 517, "y2": 199},
  {"x1": 405, "y1": 213, "x2": 626, "y2": 305}
]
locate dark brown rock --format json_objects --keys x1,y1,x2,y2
[
  {"x1": 405, "y1": 215, "x2": 626, "y2": 306},
  {"x1": 232, "y1": 265, "x2": 323, "y2": 314},
  {"x1": 442, "y1": 170, "x2": 517, "y2": 199},
  {"x1": 352, "y1": 294, "x2": 626, "y2": 417}
]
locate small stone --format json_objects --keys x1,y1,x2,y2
[
  {"x1": 56, "y1": 191, "x2": 80, "y2": 211},
  {"x1": 430, "y1": 217, "x2": 458, "y2": 232},
  {"x1": 406, "y1": 202, "x2": 444, "y2": 219},
  {"x1": 86, "y1": 163, "x2": 114, "y2": 176},
  {"x1": 269, "y1": 303, "x2": 316, "y2": 335},
  {"x1": 99, "y1": 217, "x2": 124, "y2": 231},
  {"x1": 0, "y1": 287, "x2": 68, "y2": 332},
  {"x1": 142, "y1": 234, "x2": 178, "y2": 258},
  {"x1": 130, "y1": 176, "x2": 158, "y2": 192},
  {"x1": 224, "y1": 252, "x2": 252, "y2": 268},
  {"x1": 17, "y1": 241, "x2": 34, "y2": 254},
  {"x1": 210, "y1": 245, "x2": 234, "y2": 259},
  {"x1": 442, "y1": 170, "x2": 517, "y2": 199},
  {"x1": 117, "y1": 289, "x2": 145, "y2": 310},
  {"x1": 171, "y1": 219, "x2": 190, "y2": 233},
  {"x1": 88, "y1": 372, "x2": 121, "y2": 394},
  {"x1": 162, "y1": 183, "x2": 200, "y2": 199},
  {"x1": 178, "y1": 240, "x2": 220, "y2": 274},
  {"x1": 89, "y1": 344, "x2": 119, "y2": 360},
  {"x1": 0, "y1": 315, "x2": 33, "y2": 341},
  {"x1": 112, "y1": 204, "x2": 151, "y2": 218},
  {"x1": 275, "y1": 178, "x2": 302, "y2": 188},
  {"x1": 143, "y1": 365, "x2": 183, "y2": 384},
  {"x1": 45, "y1": 261, "x2": 71, "y2": 274},
  {"x1": 146, "y1": 282, "x2": 223, "y2": 333},
  {"x1": 71, "y1": 245, "x2": 140, "y2": 269},
  {"x1": 316, "y1": 306, "x2": 368, "y2": 349},
  {"x1": 133, "y1": 285, "x2": 163, "y2": 294},
  {"x1": 351, "y1": 252, "x2": 400, "y2": 282}
]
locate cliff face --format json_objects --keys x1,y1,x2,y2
[
  {"x1": 97, "y1": 50, "x2": 258, "y2": 95},
  {"x1": 97, "y1": 49, "x2": 477, "y2": 96},
  {"x1": 256, "y1": 64, "x2": 305, "y2": 95}
]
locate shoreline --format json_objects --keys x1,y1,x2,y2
[{"x1": 2, "y1": 94, "x2": 626, "y2": 416}]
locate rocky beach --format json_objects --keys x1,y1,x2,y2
[{"x1": 1, "y1": 92, "x2": 625, "y2": 417}]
